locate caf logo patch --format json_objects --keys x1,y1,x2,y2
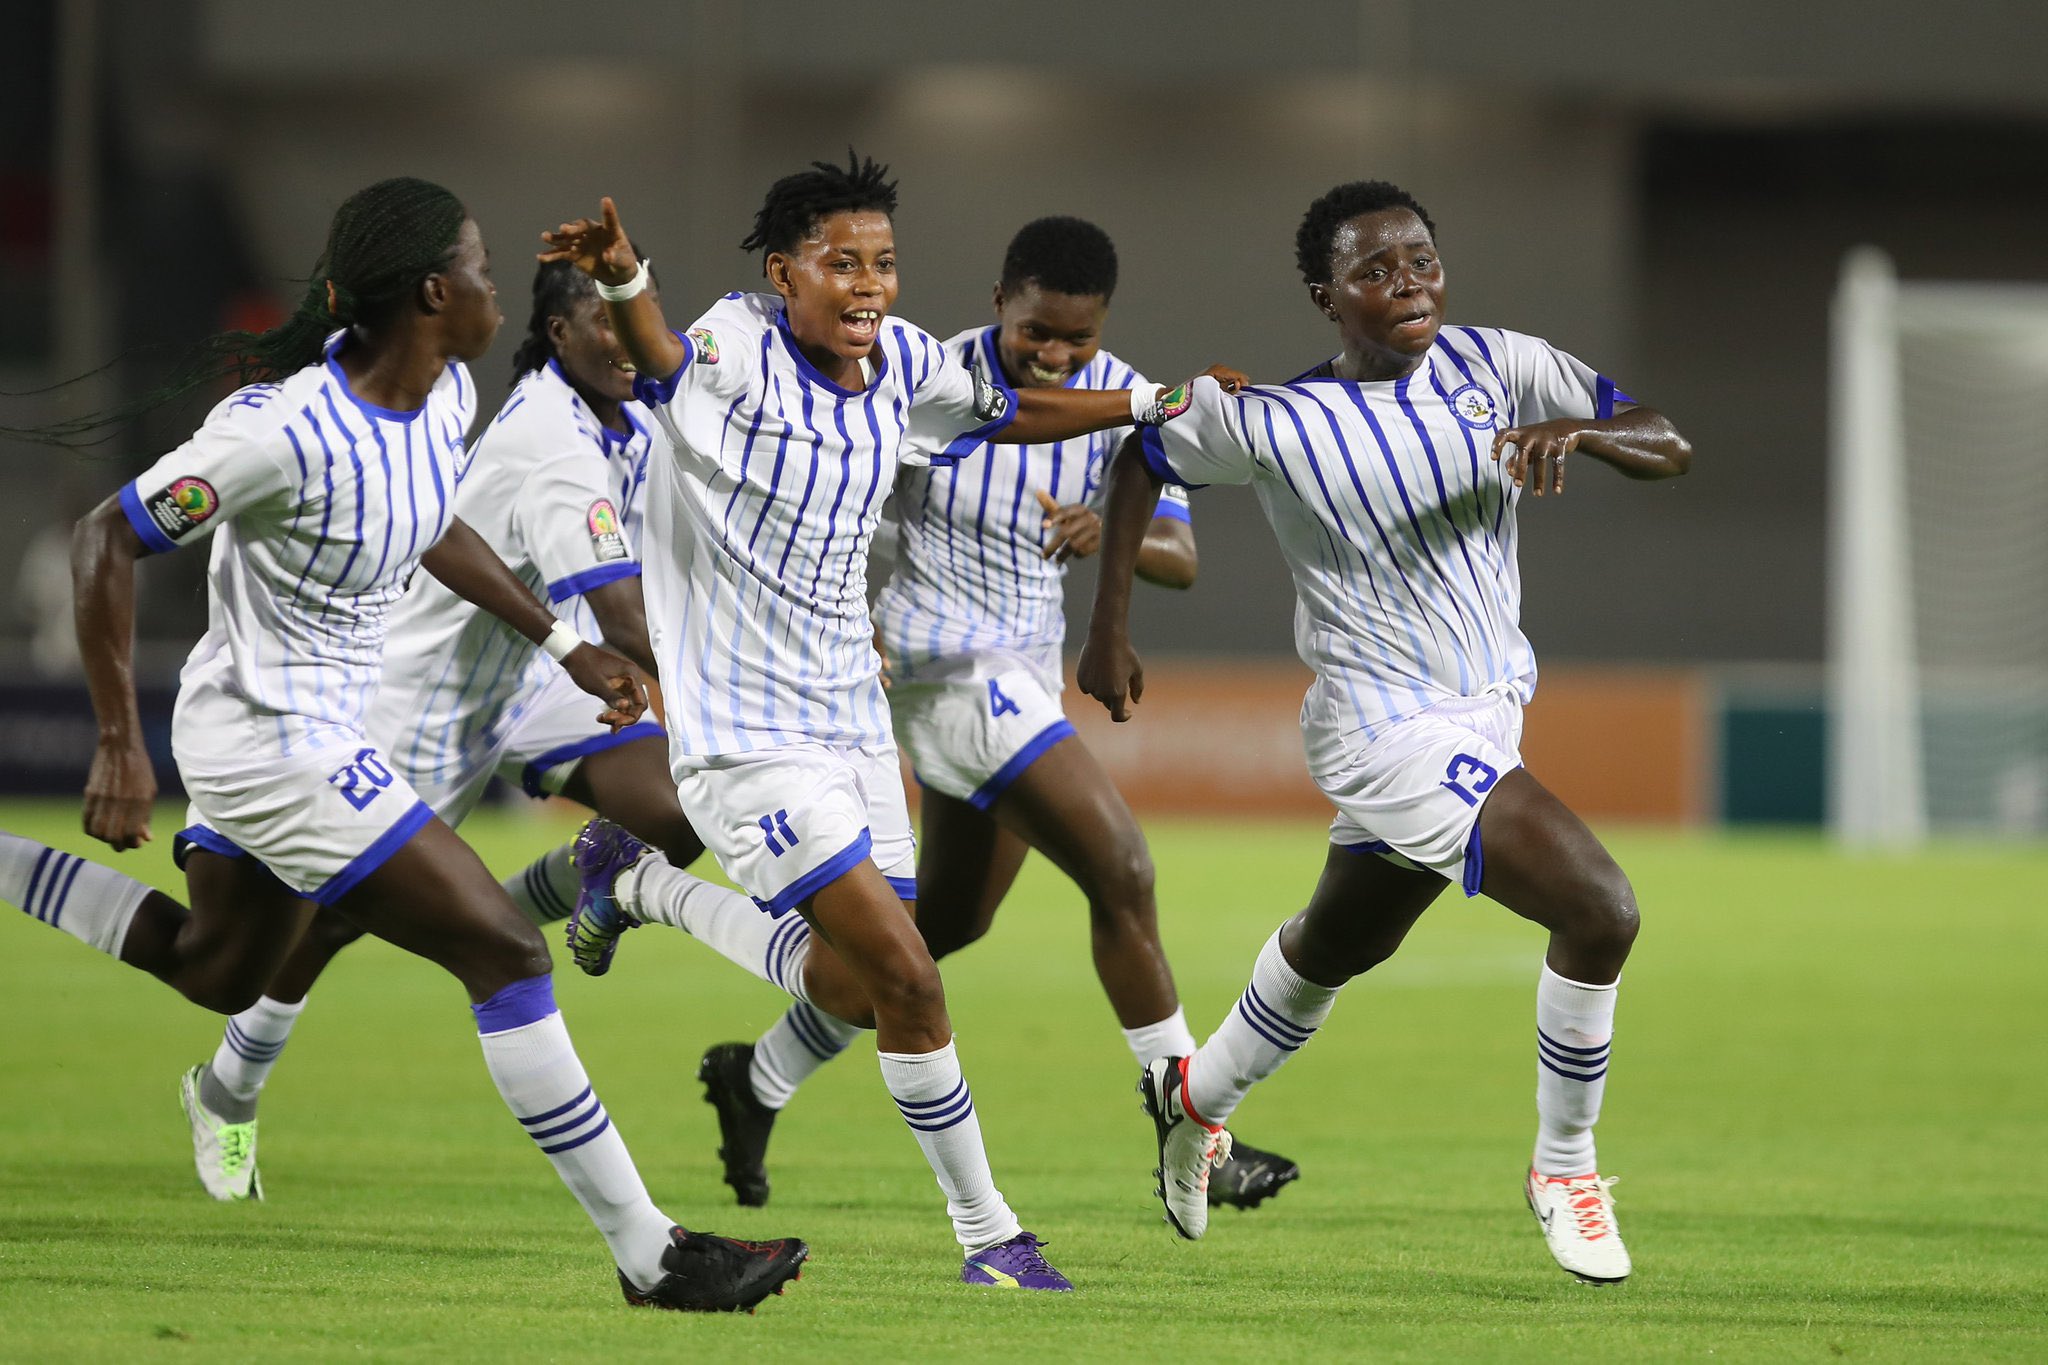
[
  {"x1": 1447, "y1": 383, "x2": 1498, "y2": 430},
  {"x1": 588, "y1": 499, "x2": 627, "y2": 561},
  {"x1": 971, "y1": 363, "x2": 1011, "y2": 423},
  {"x1": 688, "y1": 329, "x2": 720, "y2": 365},
  {"x1": 143, "y1": 476, "x2": 220, "y2": 541},
  {"x1": 1138, "y1": 384, "x2": 1192, "y2": 426}
]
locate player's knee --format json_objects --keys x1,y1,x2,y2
[
  {"x1": 1085, "y1": 838, "x2": 1156, "y2": 925},
  {"x1": 864, "y1": 954, "x2": 946, "y2": 1026},
  {"x1": 182, "y1": 966, "x2": 267, "y2": 1016},
  {"x1": 1569, "y1": 859, "x2": 1639, "y2": 958},
  {"x1": 462, "y1": 914, "x2": 553, "y2": 993}
]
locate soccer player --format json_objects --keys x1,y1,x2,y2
[
  {"x1": 540, "y1": 155, "x2": 1231, "y2": 1291},
  {"x1": 651, "y1": 215, "x2": 1296, "y2": 1213},
  {"x1": 175, "y1": 255, "x2": 764, "y2": 1205},
  {"x1": 0, "y1": 179, "x2": 806, "y2": 1313},
  {"x1": 1077, "y1": 179, "x2": 1692, "y2": 1283}
]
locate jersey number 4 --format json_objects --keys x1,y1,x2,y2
[
  {"x1": 329, "y1": 749, "x2": 395, "y2": 812},
  {"x1": 988, "y1": 679, "x2": 1021, "y2": 718},
  {"x1": 757, "y1": 809, "x2": 800, "y2": 857}
]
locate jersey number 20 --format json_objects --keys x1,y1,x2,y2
[{"x1": 329, "y1": 749, "x2": 395, "y2": 812}]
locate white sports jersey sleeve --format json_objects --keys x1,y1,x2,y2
[
  {"x1": 119, "y1": 395, "x2": 299, "y2": 554},
  {"x1": 1497, "y1": 330, "x2": 1631, "y2": 426},
  {"x1": 511, "y1": 450, "x2": 640, "y2": 604},
  {"x1": 1134, "y1": 376, "x2": 1257, "y2": 490},
  {"x1": 901, "y1": 325, "x2": 1017, "y2": 461},
  {"x1": 632, "y1": 316, "x2": 758, "y2": 412}
]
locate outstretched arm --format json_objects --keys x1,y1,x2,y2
[
  {"x1": 71, "y1": 496, "x2": 156, "y2": 849},
  {"x1": 996, "y1": 365, "x2": 1250, "y2": 447},
  {"x1": 1075, "y1": 434, "x2": 1165, "y2": 722},
  {"x1": 1492, "y1": 405, "x2": 1692, "y2": 498},
  {"x1": 421, "y1": 518, "x2": 648, "y2": 729},
  {"x1": 1135, "y1": 515, "x2": 1197, "y2": 590},
  {"x1": 539, "y1": 198, "x2": 687, "y2": 381},
  {"x1": 581, "y1": 577, "x2": 657, "y2": 679}
]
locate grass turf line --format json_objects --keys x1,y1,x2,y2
[{"x1": 1, "y1": 801, "x2": 2044, "y2": 1361}]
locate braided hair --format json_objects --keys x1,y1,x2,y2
[
  {"x1": 509, "y1": 247, "x2": 652, "y2": 384},
  {"x1": 999, "y1": 216, "x2": 1119, "y2": 300},
  {"x1": 739, "y1": 151, "x2": 898, "y2": 269},
  {"x1": 5, "y1": 177, "x2": 467, "y2": 445},
  {"x1": 1294, "y1": 180, "x2": 1436, "y2": 287}
]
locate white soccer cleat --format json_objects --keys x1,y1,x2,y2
[
  {"x1": 1525, "y1": 1168, "x2": 1629, "y2": 1283},
  {"x1": 179, "y1": 1064, "x2": 262, "y2": 1202},
  {"x1": 1138, "y1": 1057, "x2": 1232, "y2": 1241}
]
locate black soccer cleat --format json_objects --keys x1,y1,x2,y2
[
  {"x1": 619, "y1": 1225, "x2": 808, "y2": 1313},
  {"x1": 1207, "y1": 1138, "x2": 1301, "y2": 1210},
  {"x1": 698, "y1": 1042, "x2": 777, "y2": 1207}
]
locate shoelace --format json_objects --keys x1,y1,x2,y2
[
  {"x1": 1556, "y1": 1175, "x2": 1619, "y2": 1241},
  {"x1": 1005, "y1": 1235, "x2": 1056, "y2": 1274},
  {"x1": 1196, "y1": 1129, "x2": 1234, "y2": 1190},
  {"x1": 217, "y1": 1123, "x2": 254, "y2": 1176}
]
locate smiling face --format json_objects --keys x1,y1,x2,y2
[
  {"x1": 1309, "y1": 207, "x2": 1444, "y2": 380},
  {"x1": 433, "y1": 217, "x2": 504, "y2": 361},
  {"x1": 767, "y1": 209, "x2": 898, "y2": 379},
  {"x1": 992, "y1": 281, "x2": 1107, "y2": 389},
  {"x1": 550, "y1": 289, "x2": 643, "y2": 405}
]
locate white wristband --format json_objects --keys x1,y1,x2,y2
[
  {"x1": 1128, "y1": 382, "x2": 1165, "y2": 425},
  {"x1": 541, "y1": 620, "x2": 585, "y2": 663},
  {"x1": 594, "y1": 258, "x2": 651, "y2": 303}
]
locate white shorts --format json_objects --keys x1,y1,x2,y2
[
  {"x1": 1318, "y1": 691, "x2": 1525, "y2": 897},
  {"x1": 674, "y1": 742, "x2": 916, "y2": 918},
  {"x1": 891, "y1": 665, "x2": 1075, "y2": 808},
  {"x1": 173, "y1": 683, "x2": 433, "y2": 905},
  {"x1": 403, "y1": 669, "x2": 667, "y2": 827}
]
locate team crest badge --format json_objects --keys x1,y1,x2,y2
[
  {"x1": 688, "y1": 328, "x2": 719, "y2": 365},
  {"x1": 588, "y1": 499, "x2": 628, "y2": 561},
  {"x1": 142, "y1": 476, "x2": 219, "y2": 541},
  {"x1": 1447, "y1": 383, "x2": 1498, "y2": 430}
]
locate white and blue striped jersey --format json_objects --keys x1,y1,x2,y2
[
  {"x1": 1138, "y1": 326, "x2": 1628, "y2": 770},
  {"x1": 632, "y1": 292, "x2": 1018, "y2": 757},
  {"x1": 875, "y1": 327, "x2": 1191, "y2": 685},
  {"x1": 371, "y1": 360, "x2": 654, "y2": 792},
  {"x1": 118, "y1": 335, "x2": 473, "y2": 757}
]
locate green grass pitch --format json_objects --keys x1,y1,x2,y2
[{"x1": 2, "y1": 800, "x2": 2043, "y2": 1361}]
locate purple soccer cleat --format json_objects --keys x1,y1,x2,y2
[
  {"x1": 567, "y1": 819, "x2": 651, "y2": 977},
  {"x1": 961, "y1": 1232, "x2": 1073, "y2": 1291}
]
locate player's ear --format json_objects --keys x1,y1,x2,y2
[
  {"x1": 420, "y1": 271, "x2": 450, "y2": 316},
  {"x1": 547, "y1": 315, "x2": 572, "y2": 350},
  {"x1": 765, "y1": 251, "x2": 796, "y2": 300},
  {"x1": 1307, "y1": 282, "x2": 1337, "y2": 322},
  {"x1": 991, "y1": 281, "x2": 1005, "y2": 315}
]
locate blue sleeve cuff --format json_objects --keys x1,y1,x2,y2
[
  {"x1": 630, "y1": 330, "x2": 694, "y2": 407},
  {"x1": 545, "y1": 561, "x2": 642, "y2": 604},
  {"x1": 1138, "y1": 427, "x2": 1206, "y2": 491},
  {"x1": 1149, "y1": 496, "x2": 1192, "y2": 525},
  {"x1": 1595, "y1": 376, "x2": 1634, "y2": 421},
  {"x1": 118, "y1": 481, "x2": 179, "y2": 555}
]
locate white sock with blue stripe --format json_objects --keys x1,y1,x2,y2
[
  {"x1": 749, "y1": 1000, "x2": 865, "y2": 1109},
  {"x1": 209, "y1": 995, "x2": 307, "y2": 1102},
  {"x1": 1186, "y1": 928, "x2": 1339, "y2": 1127},
  {"x1": 502, "y1": 845, "x2": 579, "y2": 926},
  {"x1": 1533, "y1": 964, "x2": 1616, "y2": 1177},
  {"x1": 879, "y1": 1040, "x2": 1020, "y2": 1252},
  {"x1": 474, "y1": 975, "x2": 674, "y2": 1290},
  {"x1": 617, "y1": 853, "x2": 796, "y2": 985},
  {"x1": 1, "y1": 831, "x2": 152, "y2": 958}
]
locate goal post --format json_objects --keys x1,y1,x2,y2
[{"x1": 1828, "y1": 248, "x2": 2048, "y2": 846}]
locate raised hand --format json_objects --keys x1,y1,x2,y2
[
  {"x1": 1037, "y1": 489, "x2": 1102, "y2": 564},
  {"x1": 1492, "y1": 418, "x2": 1582, "y2": 498},
  {"x1": 539, "y1": 197, "x2": 639, "y2": 287},
  {"x1": 1198, "y1": 364, "x2": 1251, "y2": 394}
]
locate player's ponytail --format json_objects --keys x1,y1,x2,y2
[{"x1": 1, "y1": 177, "x2": 467, "y2": 447}]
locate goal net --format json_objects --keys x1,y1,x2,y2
[{"x1": 1830, "y1": 249, "x2": 2048, "y2": 846}]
